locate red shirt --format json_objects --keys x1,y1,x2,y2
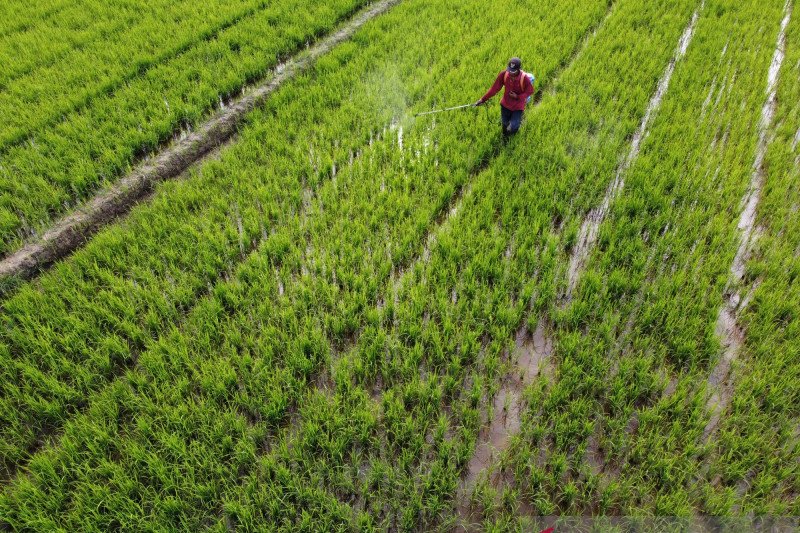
[{"x1": 481, "y1": 70, "x2": 534, "y2": 111}]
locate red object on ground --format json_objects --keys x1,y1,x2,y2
[
  {"x1": 539, "y1": 528, "x2": 555, "y2": 533},
  {"x1": 480, "y1": 70, "x2": 534, "y2": 110}
]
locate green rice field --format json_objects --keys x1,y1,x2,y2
[{"x1": 0, "y1": 0, "x2": 798, "y2": 530}]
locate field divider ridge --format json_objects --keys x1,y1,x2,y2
[
  {"x1": 1, "y1": 0, "x2": 269, "y2": 149},
  {"x1": 0, "y1": 0, "x2": 402, "y2": 284},
  {"x1": 702, "y1": 0, "x2": 793, "y2": 443}
]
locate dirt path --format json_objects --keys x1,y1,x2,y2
[
  {"x1": 0, "y1": 0, "x2": 402, "y2": 284},
  {"x1": 703, "y1": 0, "x2": 792, "y2": 442},
  {"x1": 563, "y1": 2, "x2": 704, "y2": 305}
]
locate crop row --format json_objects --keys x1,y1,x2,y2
[
  {"x1": 0, "y1": 0, "x2": 173, "y2": 88},
  {"x1": 703, "y1": 4, "x2": 799, "y2": 514},
  {"x1": 494, "y1": 0, "x2": 795, "y2": 520},
  {"x1": 0, "y1": 0, "x2": 610, "y2": 527},
  {"x1": 0, "y1": 0, "x2": 373, "y2": 256},
  {"x1": 0, "y1": 0, "x2": 267, "y2": 147},
  {"x1": 0, "y1": 0, "x2": 70, "y2": 38}
]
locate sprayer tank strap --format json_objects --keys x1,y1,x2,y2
[{"x1": 504, "y1": 70, "x2": 527, "y2": 92}]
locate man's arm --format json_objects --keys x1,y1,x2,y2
[{"x1": 477, "y1": 71, "x2": 504, "y2": 105}]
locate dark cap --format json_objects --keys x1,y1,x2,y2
[{"x1": 507, "y1": 57, "x2": 522, "y2": 73}]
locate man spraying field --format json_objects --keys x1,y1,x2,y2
[{"x1": 475, "y1": 57, "x2": 534, "y2": 137}]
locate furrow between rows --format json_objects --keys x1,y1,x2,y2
[
  {"x1": 703, "y1": 0, "x2": 793, "y2": 443},
  {"x1": 0, "y1": 0, "x2": 400, "y2": 284},
  {"x1": 564, "y1": 1, "x2": 704, "y2": 305},
  {"x1": 0, "y1": 0, "x2": 271, "y2": 150}
]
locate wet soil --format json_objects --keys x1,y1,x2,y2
[{"x1": 704, "y1": 0, "x2": 791, "y2": 442}]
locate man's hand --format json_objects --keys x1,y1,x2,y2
[
  {"x1": 474, "y1": 99, "x2": 484, "y2": 107},
  {"x1": 509, "y1": 91, "x2": 518, "y2": 98}
]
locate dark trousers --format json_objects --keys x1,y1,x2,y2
[{"x1": 500, "y1": 105, "x2": 523, "y2": 134}]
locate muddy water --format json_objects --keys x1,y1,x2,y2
[
  {"x1": 705, "y1": 0, "x2": 792, "y2": 442},
  {"x1": 705, "y1": 304, "x2": 743, "y2": 434},
  {"x1": 704, "y1": 304, "x2": 743, "y2": 440},
  {"x1": 564, "y1": 3, "x2": 704, "y2": 304},
  {"x1": 459, "y1": 322, "x2": 554, "y2": 493},
  {"x1": 397, "y1": 125, "x2": 404, "y2": 151},
  {"x1": 516, "y1": 321, "x2": 555, "y2": 383}
]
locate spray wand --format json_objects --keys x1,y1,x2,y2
[{"x1": 413, "y1": 103, "x2": 476, "y2": 117}]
